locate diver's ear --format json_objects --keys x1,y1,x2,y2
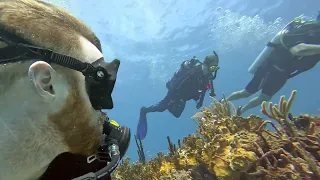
[{"x1": 28, "y1": 61, "x2": 56, "y2": 102}]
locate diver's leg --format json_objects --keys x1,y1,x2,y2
[
  {"x1": 141, "y1": 91, "x2": 174, "y2": 114},
  {"x1": 137, "y1": 91, "x2": 174, "y2": 140},
  {"x1": 238, "y1": 93, "x2": 272, "y2": 115},
  {"x1": 226, "y1": 72, "x2": 264, "y2": 101},
  {"x1": 226, "y1": 89, "x2": 252, "y2": 101},
  {"x1": 238, "y1": 70, "x2": 288, "y2": 115},
  {"x1": 168, "y1": 99, "x2": 186, "y2": 118}
]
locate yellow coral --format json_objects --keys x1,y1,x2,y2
[
  {"x1": 228, "y1": 148, "x2": 258, "y2": 172},
  {"x1": 213, "y1": 159, "x2": 233, "y2": 177},
  {"x1": 160, "y1": 161, "x2": 175, "y2": 175},
  {"x1": 178, "y1": 153, "x2": 198, "y2": 167},
  {"x1": 210, "y1": 142, "x2": 233, "y2": 178}
]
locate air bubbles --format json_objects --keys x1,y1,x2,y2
[{"x1": 208, "y1": 9, "x2": 286, "y2": 53}]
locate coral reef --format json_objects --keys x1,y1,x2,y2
[{"x1": 113, "y1": 90, "x2": 320, "y2": 180}]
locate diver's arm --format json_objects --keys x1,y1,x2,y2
[
  {"x1": 209, "y1": 85, "x2": 216, "y2": 97},
  {"x1": 211, "y1": 70, "x2": 217, "y2": 80},
  {"x1": 209, "y1": 71, "x2": 217, "y2": 97},
  {"x1": 209, "y1": 83, "x2": 216, "y2": 97},
  {"x1": 290, "y1": 43, "x2": 320, "y2": 56},
  {"x1": 197, "y1": 90, "x2": 206, "y2": 108},
  {"x1": 306, "y1": 44, "x2": 320, "y2": 54}
]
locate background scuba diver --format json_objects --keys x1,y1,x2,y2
[
  {"x1": 224, "y1": 12, "x2": 320, "y2": 116},
  {"x1": 136, "y1": 52, "x2": 220, "y2": 140}
]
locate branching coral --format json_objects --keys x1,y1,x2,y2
[
  {"x1": 253, "y1": 90, "x2": 320, "y2": 179},
  {"x1": 261, "y1": 90, "x2": 298, "y2": 137},
  {"x1": 113, "y1": 90, "x2": 319, "y2": 180},
  {"x1": 135, "y1": 135, "x2": 146, "y2": 164},
  {"x1": 206, "y1": 95, "x2": 237, "y2": 118}
]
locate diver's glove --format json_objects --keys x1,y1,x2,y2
[
  {"x1": 196, "y1": 102, "x2": 202, "y2": 109},
  {"x1": 209, "y1": 91, "x2": 216, "y2": 97}
]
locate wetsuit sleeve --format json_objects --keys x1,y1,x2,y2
[
  {"x1": 209, "y1": 71, "x2": 218, "y2": 96},
  {"x1": 210, "y1": 82, "x2": 215, "y2": 95},
  {"x1": 211, "y1": 71, "x2": 217, "y2": 80},
  {"x1": 198, "y1": 78, "x2": 211, "y2": 106},
  {"x1": 197, "y1": 89, "x2": 206, "y2": 107}
]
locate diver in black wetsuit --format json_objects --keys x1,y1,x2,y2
[
  {"x1": 136, "y1": 52, "x2": 220, "y2": 140},
  {"x1": 225, "y1": 12, "x2": 320, "y2": 116}
]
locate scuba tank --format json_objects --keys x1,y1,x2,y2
[
  {"x1": 248, "y1": 15, "x2": 320, "y2": 74},
  {"x1": 248, "y1": 31, "x2": 283, "y2": 74}
]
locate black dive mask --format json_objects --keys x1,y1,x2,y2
[{"x1": 0, "y1": 28, "x2": 119, "y2": 110}]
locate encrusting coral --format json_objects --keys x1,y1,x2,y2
[{"x1": 112, "y1": 90, "x2": 320, "y2": 180}]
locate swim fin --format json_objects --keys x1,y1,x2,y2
[{"x1": 136, "y1": 107, "x2": 148, "y2": 140}]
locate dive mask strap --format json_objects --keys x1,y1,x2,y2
[
  {"x1": 0, "y1": 30, "x2": 110, "y2": 83},
  {"x1": 32, "y1": 46, "x2": 105, "y2": 79},
  {"x1": 14, "y1": 43, "x2": 110, "y2": 84}
]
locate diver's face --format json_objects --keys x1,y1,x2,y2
[
  {"x1": 47, "y1": 37, "x2": 109, "y2": 156},
  {"x1": 48, "y1": 74, "x2": 104, "y2": 156}
]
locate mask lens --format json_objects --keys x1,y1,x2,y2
[
  {"x1": 209, "y1": 65, "x2": 218, "y2": 72},
  {"x1": 85, "y1": 59, "x2": 117, "y2": 110},
  {"x1": 86, "y1": 75, "x2": 114, "y2": 110}
]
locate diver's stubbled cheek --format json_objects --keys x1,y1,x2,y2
[
  {"x1": 95, "y1": 111, "x2": 106, "y2": 134},
  {"x1": 98, "y1": 117, "x2": 104, "y2": 133},
  {"x1": 85, "y1": 111, "x2": 103, "y2": 135}
]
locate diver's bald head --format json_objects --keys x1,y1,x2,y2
[
  {"x1": 0, "y1": 0, "x2": 104, "y2": 93},
  {"x1": 0, "y1": 0, "x2": 102, "y2": 59}
]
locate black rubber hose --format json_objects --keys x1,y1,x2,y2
[{"x1": 95, "y1": 144, "x2": 120, "y2": 179}]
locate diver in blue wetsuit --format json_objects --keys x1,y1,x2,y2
[
  {"x1": 136, "y1": 52, "x2": 220, "y2": 140},
  {"x1": 225, "y1": 12, "x2": 320, "y2": 116}
]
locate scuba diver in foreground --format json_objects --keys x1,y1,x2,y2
[
  {"x1": 136, "y1": 52, "x2": 220, "y2": 140},
  {"x1": 0, "y1": 0, "x2": 130, "y2": 180},
  {"x1": 224, "y1": 12, "x2": 320, "y2": 116}
]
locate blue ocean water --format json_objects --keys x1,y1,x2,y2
[{"x1": 49, "y1": 0, "x2": 320, "y2": 162}]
